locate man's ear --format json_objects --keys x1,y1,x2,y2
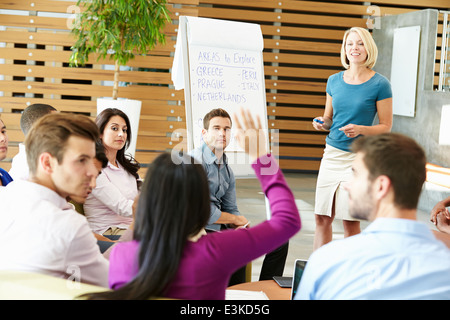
[
  {"x1": 38, "y1": 152, "x2": 55, "y2": 174},
  {"x1": 201, "y1": 128, "x2": 208, "y2": 141},
  {"x1": 373, "y1": 175, "x2": 392, "y2": 201}
]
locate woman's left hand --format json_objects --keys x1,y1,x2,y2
[{"x1": 339, "y1": 124, "x2": 361, "y2": 138}]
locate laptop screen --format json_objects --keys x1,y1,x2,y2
[{"x1": 291, "y1": 259, "x2": 307, "y2": 299}]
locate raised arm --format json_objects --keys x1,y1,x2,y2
[{"x1": 205, "y1": 109, "x2": 301, "y2": 272}]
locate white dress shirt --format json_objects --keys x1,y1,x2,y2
[
  {"x1": 8, "y1": 143, "x2": 29, "y2": 181},
  {"x1": 83, "y1": 161, "x2": 138, "y2": 234},
  {"x1": 0, "y1": 180, "x2": 109, "y2": 287}
]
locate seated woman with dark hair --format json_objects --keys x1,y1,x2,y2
[
  {"x1": 83, "y1": 109, "x2": 301, "y2": 300},
  {"x1": 84, "y1": 108, "x2": 140, "y2": 237},
  {"x1": 0, "y1": 117, "x2": 13, "y2": 187}
]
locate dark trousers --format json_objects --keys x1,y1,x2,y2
[
  {"x1": 96, "y1": 235, "x2": 121, "y2": 253},
  {"x1": 259, "y1": 241, "x2": 289, "y2": 281},
  {"x1": 228, "y1": 242, "x2": 289, "y2": 286}
]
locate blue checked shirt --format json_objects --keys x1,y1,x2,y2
[{"x1": 190, "y1": 143, "x2": 240, "y2": 231}]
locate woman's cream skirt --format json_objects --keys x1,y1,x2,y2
[{"x1": 314, "y1": 144, "x2": 358, "y2": 221}]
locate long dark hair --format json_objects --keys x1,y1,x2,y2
[
  {"x1": 96, "y1": 108, "x2": 140, "y2": 180},
  {"x1": 83, "y1": 152, "x2": 211, "y2": 299}
]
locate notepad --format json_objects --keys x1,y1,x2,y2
[{"x1": 225, "y1": 290, "x2": 269, "y2": 300}]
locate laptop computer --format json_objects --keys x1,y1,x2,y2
[
  {"x1": 290, "y1": 259, "x2": 307, "y2": 299},
  {"x1": 272, "y1": 259, "x2": 307, "y2": 299}
]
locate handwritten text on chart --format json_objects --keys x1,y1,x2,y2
[{"x1": 192, "y1": 50, "x2": 261, "y2": 105}]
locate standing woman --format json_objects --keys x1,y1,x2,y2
[
  {"x1": 312, "y1": 27, "x2": 392, "y2": 250},
  {"x1": 84, "y1": 108, "x2": 140, "y2": 236},
  {"x1": 0, "y1": 117, "x2": 13, "y2": 186}
]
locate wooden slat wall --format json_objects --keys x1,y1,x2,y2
[
  {"x1": 1, "y1": 0, "x2": 448, "y2": 175},
  {"x1": 0, "y1": 0, "x2": 198, "y2": 177}
]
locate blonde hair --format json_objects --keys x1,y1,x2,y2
[{"x1": 340, "y1": 27, "x2": 378, "y2": 70}]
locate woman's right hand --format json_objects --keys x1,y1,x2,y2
[
  {"x1": 312, "y1": 117, "x2": 330, "y2": 131},
  {"x1": 233, "y1": 108, "x2": 268, "y2": 162}
]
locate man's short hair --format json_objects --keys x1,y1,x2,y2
[
  {"x1": 351, "y1": 133, "x2": 426, "y2": 210},
  {"x1": 25, "y1": 113, "x2": 99, "y2": 176},
  {"x1": 20, "y1": 103, "x2": 57, "y2": 135},
  {"x1": 203, "y1": 108, "x2": 232, "y2": 129}
]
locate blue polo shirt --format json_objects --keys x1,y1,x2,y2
[{"x1": 326, "y1": 71, "x2": 392, "y2": 152}]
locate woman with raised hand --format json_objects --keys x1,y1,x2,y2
[{"x1": 83, "y1": 109, "x2": 301, "y2": 300}]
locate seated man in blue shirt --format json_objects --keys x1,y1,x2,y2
[
  {"x1": 191, "y1": 108, "x2": 289, "y2": 285},
  {"x1": 191, "y1": 109, "x2": 248, "y2": 231},
  {"x1": 296, "y1": 133, "x2": 450, "y2": 300}
]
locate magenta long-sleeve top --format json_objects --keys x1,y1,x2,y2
[{"x1": 108, "y1": 155, "x2": 301, "y2": 299}]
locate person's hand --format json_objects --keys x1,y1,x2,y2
[
  {"x1": 312, "y1": 116, "x2": 332, "y2": 131},
  {"x1": 231, "y1": 215, "x2": 250, "y2": 230},
  {"x1": 339, "y1": 124, "x2": 362, "y2": 138},
  {"x1": 312, "y1": 117, "x2": 327, "y2": 130},
  {"x1": 431, "y1": 200, "x2": 450, "y2": 225},
  {"x1": 435, "y1": 211, "x2": 450, "y2": 235},
  {"x1": 233, "y1": 108, "x2": 267, "y2": 162}
]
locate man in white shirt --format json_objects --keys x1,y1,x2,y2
[
  {"x1": 296, "y1": 133, "x2": 450, "y2": 300},
  {"x1": 0, "y1": 113, "x2": 109, "y2": 287},
  {"x1": 9, "y1": 103, "x2": 57, "y2": 181}
]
